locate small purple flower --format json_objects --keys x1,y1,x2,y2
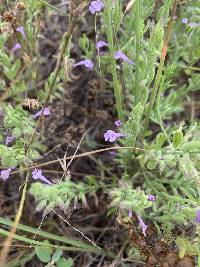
[
  {"x1": 0, "y1": 168, "x2": 12, "y2": 181},
  {"x1": 74, "y1": 59, "x2": 94, "y2": 69},
  {"x1": 16, "y1": 26, "x2": 26, "y2": 38},
  {"x1": 5, "y1": 136, "x2": 15, "y2": 146},
  {"x1": 12, "y1": 42, "x2": 22, "y2": 53},
  {"x1": 104, "y1": 130, "x2": 126, "y2": 142},
  {"x1": 114, "y1": 51, "x2": 134, "y2": 65},
  {"x1": 114, "y1": 120, "x2": 122, "y2": 127},
  {"x1": 182, "y1": 18, "x2": 188, "y2": 24},
  {"x1": 33, "y1": 107, "x2": 50, "y2": 119},
  {"x1": 96, "y1": 41, "x2": 108, "y2": 49},
  {"x1": 89, "y1": 0, "x2": 104, "y2": 14},
  {"x1": 32, "y1": 168, "x2": 52, "y2": 185},
  {"x1": 195, "y1": 209, "x2": 200, "y2": 223},
  {"x1": 128, "y1": 210, "x2": 133, "y2": 218},
  {"x1": 188, "y1": 22, "x2": 200, "y2": 28},
  {"x1": 136, "y1": 214, "x2": 148, "y2": 236},
  {"x1": 147, "y1": 195, "x2": 156, "y2": 201}
]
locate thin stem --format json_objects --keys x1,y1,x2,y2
[
  {"x1": 134, "y1": 0, "x2": 141, "y2": 104},
  {"x1": 0, "y1": 3, "x2": 75, "y2": 263},
  {"x1": 198, "y1": 255, "x2": 200, "y2": 267},
  {"x1": 9, "y1": 146, "x2": 146, "y2": 175},
  {"x1": 52, "y1": 210, "x2": 101, "y2": 250},
  {"x1": 25, "y1": 6, "x2": 74, "y2": 154},
  {"x1": 104, "y1": 0, "x2": 124, "y2": 121},
  {"x1": 38, "y1": 0, "x2": 67, "y2": 16}
]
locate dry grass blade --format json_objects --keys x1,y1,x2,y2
[
  {"x1": 52, "y1": 210, "x2": 101, "y2": 250},
  {"x1": 124, "y1": 0, "x2": 136, "y2": 14},
  {"x1": 0, "y1": 173, "x2": 29, "y2": 266}
]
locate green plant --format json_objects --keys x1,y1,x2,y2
[
  {"x1": 35, "y1": 242, "x2": 73, "y2": 267},
  {"x1": 1, "y1": 0, "x2": 200, "y2": 265}
]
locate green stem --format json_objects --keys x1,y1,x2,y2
[
  {"x1": 135, "y1": 0, "x2": 141, "y2": 104},
  {"x1": 198, "y1": 255, "x2": 200, "y2": 267},
  {"x1": 104, "y1": 0, "x2": 124, "y2": 121},
  {"x1": 143, "y1": 0, "x2": 177, "y2": 131}
]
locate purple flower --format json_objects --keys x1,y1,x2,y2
[
  {"x1": 195, "y1": 209, "x2": 200, "y2": 223},
  {"x1": 181, "y1": 18, "x2": 200, "y2": 27},
  {"x1": 96, "y1": 41, "x2": 108, "y2": 49},
  {"x1": 74, "y1": 59, "x2": 94, "y2": 69},
  {"x1": 32, "y1": 168, "x2": 52, "y2": 185},
  {"x1": 0, "y1": 168, "x2": 12, "y2": 181},
  {"x1": 188, "y1": 22, "x2": 200, "y2": 28},
  {"x1": 114, "y1": 51, "x2": 134, "y2": 65},
  {"x1": 114, "y1": 120, "x2": 122, "y2": 127},
  {"x1": 33, "y1": 107, "x2": 50, "y2": 119},
  {"x1": 104, "y1": 130, "x2": 126, "y2": 142},
  {"x1": 12, "y1": 42, "x2": 22, "y2": 53},
  {"x1": 5, "y1": 136, "x2": 15, "y2": 146},
  {"x1": 147, "y1": 195, "x2": 156, "y2": 201},
  {"x1": 89, "y1": 0, "x2": 104, "y2": 14},
  {"x1": 16, "y1": 26, "x2": 26, "y2": 38},
  {"x1": 182, "y1": 18, "x2": 188, "y2": 24},
  {"x1": 136, "y1": 214, "x2": 148, "y2": 236},
  {"x1": 128, "y1": 210, "x2": 133, "y2": 218}
]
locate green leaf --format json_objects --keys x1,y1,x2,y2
[
  {"x1": 156, "y1": 133, "x2": 166, "y2": 149},
  {"x1": 181, "y1": 141, "x2": 200, "y2": 152},
  {"x1": 147, "y1": 159, "x2": 157, "y2": 170},
  {"x1": 173, "y1": 130, "x2": 183, "y2": 148},
  {"x1": 57, "y1": 257, "x2": 73, "y2": 267},
  {"x1": 52, "y1": 249, "x2": 62, "y2": 262},
  {"x1": 35, "y1": 243, "x2": 53, "y2": 263},
  {"x1": 157, "y1": 0, "x2": 173, "y2": 25}
]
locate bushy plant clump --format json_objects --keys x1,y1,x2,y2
[{"x1": 1, "y1": 0, "x2": 200, "y2": 265}]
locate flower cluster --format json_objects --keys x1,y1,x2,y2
[
  {"x1": 74, "y1": 4, "x2": 134, "y2": 71},
  {"x1": 74, "y1": 48, "x2": 134, "y2": 70},
  {"x1": 12, "y1": 26, "x2": 26, "y2": 53},
  {"x1": 182, "y1": 18, "x2": 200, "y2": 28}
]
